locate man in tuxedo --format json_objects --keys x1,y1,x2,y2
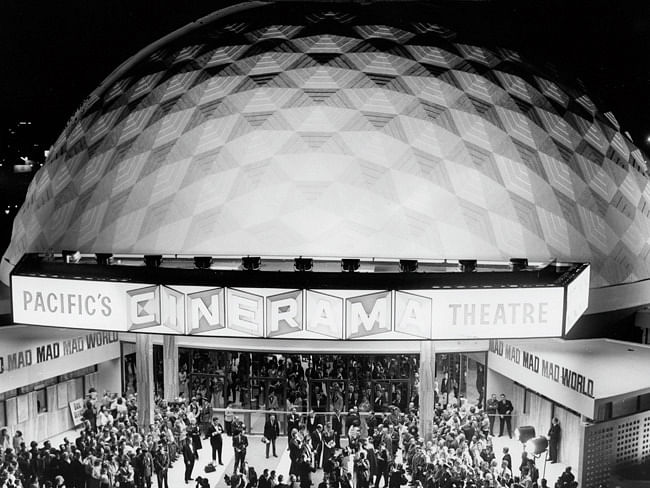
[
  {"x1": 486, "y1": 394, "x2": 499, "y2": 436},
  {"x1": 497, "y1": 394, "x2": 514, "y2": 438},
  {"x1": 206, "y1": 417, "x2": 224, "y2": 465},
  {"x1": 153, "y1": 444, "x2": 170, "y2": 488},
  {"x1": 232, "y1": 427, "x2": 249, "y2": 474},
  {"x1": 182, "y1": 437, "x2": 195, "y2": 484},
  {"x1": 310, "y1": 424, "x2": 324, "y2": 470},
  {"x1": 264, "y1": 414, "x2": 280, "y2": 458},
  {"x1": 547, "y1": 417, "x2": 561, "y2": 463},
  {"x1": 306, "y1": 410, "x2": 318, "y2": 434},
  {"x1": 287, "y1": 407, "x2": 301, "y2": 449},
  {"x1": 331, "y1": 409, "x2": 343, "y2": 448},
  {"x1": 322, "y1": 422, "x2": 336, "y2": 466}
]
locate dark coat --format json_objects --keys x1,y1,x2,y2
[{"x1": 264, "y1": 419, "x2": 280, "y2": 440}]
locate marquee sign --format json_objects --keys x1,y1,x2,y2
[{"x1": 10, "y1": 272, "x2": 585, "y2": 340}]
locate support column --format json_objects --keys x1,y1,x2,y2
[
  {"x1": 136, "y1": 333, "x2": 154, "y2": 432},
  {"x1": 163, "y1": 335, "x2": 179, "y2": 401},
  {"x1": 419, "y1": 341, "x2": 436, "y2": 443}
]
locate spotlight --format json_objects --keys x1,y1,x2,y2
[
  {"x1": 95, "y1": 253, "x2": 113, "y2": 265},
  {"x1": 510, "y1": 258, "x2": 528, "y2": 271},
  {"x1": 459, "y1": 259, "x2": 477, "y2": 273},
  {"x1": 515, "y1": 425, "x2": 536, "y2": 444},
  {"x1": 341, "y1": 258, "x2": 360, "y2": 272},
  {"x1": 144, "y1": 255, "x2": 163, "y2": 268},
  {"x1": 399, "y1": 259, "x2": 419, "y2": 273},
  {"x1": 525, "y1": 436, "x2": 549, "y2": 456},
  {"x1": 194, "y1": 256, "x2": 213, "y2": 269},
  {"x1": 62, "y1": 250, "x2": 81, "y2": 264},
  {"x1": 241, "y1": 256, "x2": 261, "y2": 271},
  {"x1": 294, "y1": 257, "x2": 313, "y2": 272}
]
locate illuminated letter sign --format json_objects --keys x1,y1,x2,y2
[
  {"x1": 394, "y1": 291, "x2": 431, "y2": 338},
  {"x1": 305, "y1": 291, "x2": 343, "y2": 339},
  {"x1": 187, "y1": 288, "x2": 225, "y2": 334},
  {"x1": 127, "y1": 286, "x2": 160, "y2": 330},
  {"x1": 227, "y1": 289, "x2": 263, "y2": 336},
  {"x1": 267, "y1": 290, "x2": 302, "y2": 337},
  {"x1": 346, "y1": 291, "x2": 391, "y2": 339}
]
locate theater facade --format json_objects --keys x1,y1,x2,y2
[{"x1": 2, "y1": 2, "x2": 650, "y2": 486}]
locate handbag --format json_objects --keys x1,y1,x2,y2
[
  {"x1": 204, "y1": 463, "x2": 216, "y2": 473},
  {"x1": 261, "y1": 437, "x2": 269, "y2": 444}
]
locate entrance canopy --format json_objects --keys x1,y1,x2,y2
[
  {"x1": 488, "y1": 337, "x2": 650, "y2": 419},
  {"x1": 11, "y1": 253, "x2": 589, "y2": 341}
]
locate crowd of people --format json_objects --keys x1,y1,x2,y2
[
  {"x1": 0, "y1": 367, "x2": 578, "y2": 488},
  {"x1": 177, "y1": 353, "x2": 421, "y2": 415}
]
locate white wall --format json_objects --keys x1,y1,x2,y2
[
  {"x1": 487, "y1": 368, "x2": 514, "y2": 399},
  {"x1": 95, "y1": 358, "x2": 122, "y2": 396}
]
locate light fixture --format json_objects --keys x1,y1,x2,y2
[
  {"x1": 95, "y1": 253, "x2": 113, "y2": 265},
  {"x1": 241, "y1": 256, "x2": 261, "y2": 271},
  {"x1": 62, "y1": 250, "x2": 81, "y2": 264},
  {"x1": 459, "y1": 259, "x2": 477, "y2": 273},
  {"x1": 525, "y1": 436, "x2": 549, "y2": 455},
  {"x1": 510, "y1": 258, "x2": 528, "y2": 271},
  {"x1": 144, "y1": 255, "x2": 163, "y2": 268},
  {"x1": 399, "y1": 259, "x2": 419, "y2": 273},
  {"x1": 341, "y1": 258, "x2": 360, "y2": 272},
  {"x1": 515, "y1": 425, "x2": 536, "y2": 444},
  {"x1": 294, "y1": 257, "x2": 313, "y2": 272},
  {"x1": 194, "y1": 256, "x2": 213, "y2": 269}
]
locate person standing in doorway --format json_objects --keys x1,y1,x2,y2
[
  {"x1": 497, "y1": 394, "x2": 514, "y2": 438},
  {"x1": 547, "y1": 417, "x2": 561, "y2": 463}
]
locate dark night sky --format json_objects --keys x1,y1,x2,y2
[{"x1": 1, "y1": 0, "x2": 649, "y2": 150}]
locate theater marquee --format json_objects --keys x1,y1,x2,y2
[{"x1": 10, "y1": 273, "x2": 584, "y2": 340}]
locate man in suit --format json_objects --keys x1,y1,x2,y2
[
  {"x1": 287, "y1": 407, "x2": 301, "y2": 452},
  {"x1": 310, "y1": 424, "x2": 324, "y2": 470},
  {"x1": 153, "y1": 444, "x2": 170, "y2": 488},
  {"x1": 264, "y1": 414, "x2": 280, "y2": 458},
  {"x1": 322, "y1": 422, "x2": 336, "y2": 466},
  {"x1": 331, "y1": 409, "x2": 343, "y2": 448},
  {"x1": 232, "y1": 427, "x2": 249, "y2": 474},
  {"x1": 306, "y1": 410, "x2": 318, "y2": 434},
  {"x1": 486, "y1": 394, "x2": 499, "y2": 436},
  {"x1": 547, "y1": 417, "x2": 561, "y2": 463},
  {"x1": 182, "y1": 437, "x2": 195, "y2": 484},
  {"x1": 206, "y1": 417, "x2": 224, "y2": 465},
  {"x1": 497, "y1": 394, "x2": 514, "y2": 438}
]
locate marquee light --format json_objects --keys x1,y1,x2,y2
[
  {"x1": 241, "y1": 256, "x2": 261, "y2": 271},
  {"x1": 341, "y1": 259, "x2": 360, "y2": 272},
  {"x1": 459, "y1": 259, "x2": 477, "y2": 273},
  {"x1": 62, "y1": 250, "x2": 81, "y2": 264},
  {"x1": 294, "y1": 257, "x2": 313, "y2": 272},
  {"x1": 144, "y1": 255, "x2": 162, "y2": 268},
  {"x1": 511, "y1": 258, "x2": 529, "y2": 272},
  {"x1": 194, "y1": 256, "x2": 213, "y2": 269},
  {"x1": 95, "y1": 253, "x2": 113, "y2": 266},
  {"x1": 399, "y1": 259, "x2": 418, "y2": 273}
]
